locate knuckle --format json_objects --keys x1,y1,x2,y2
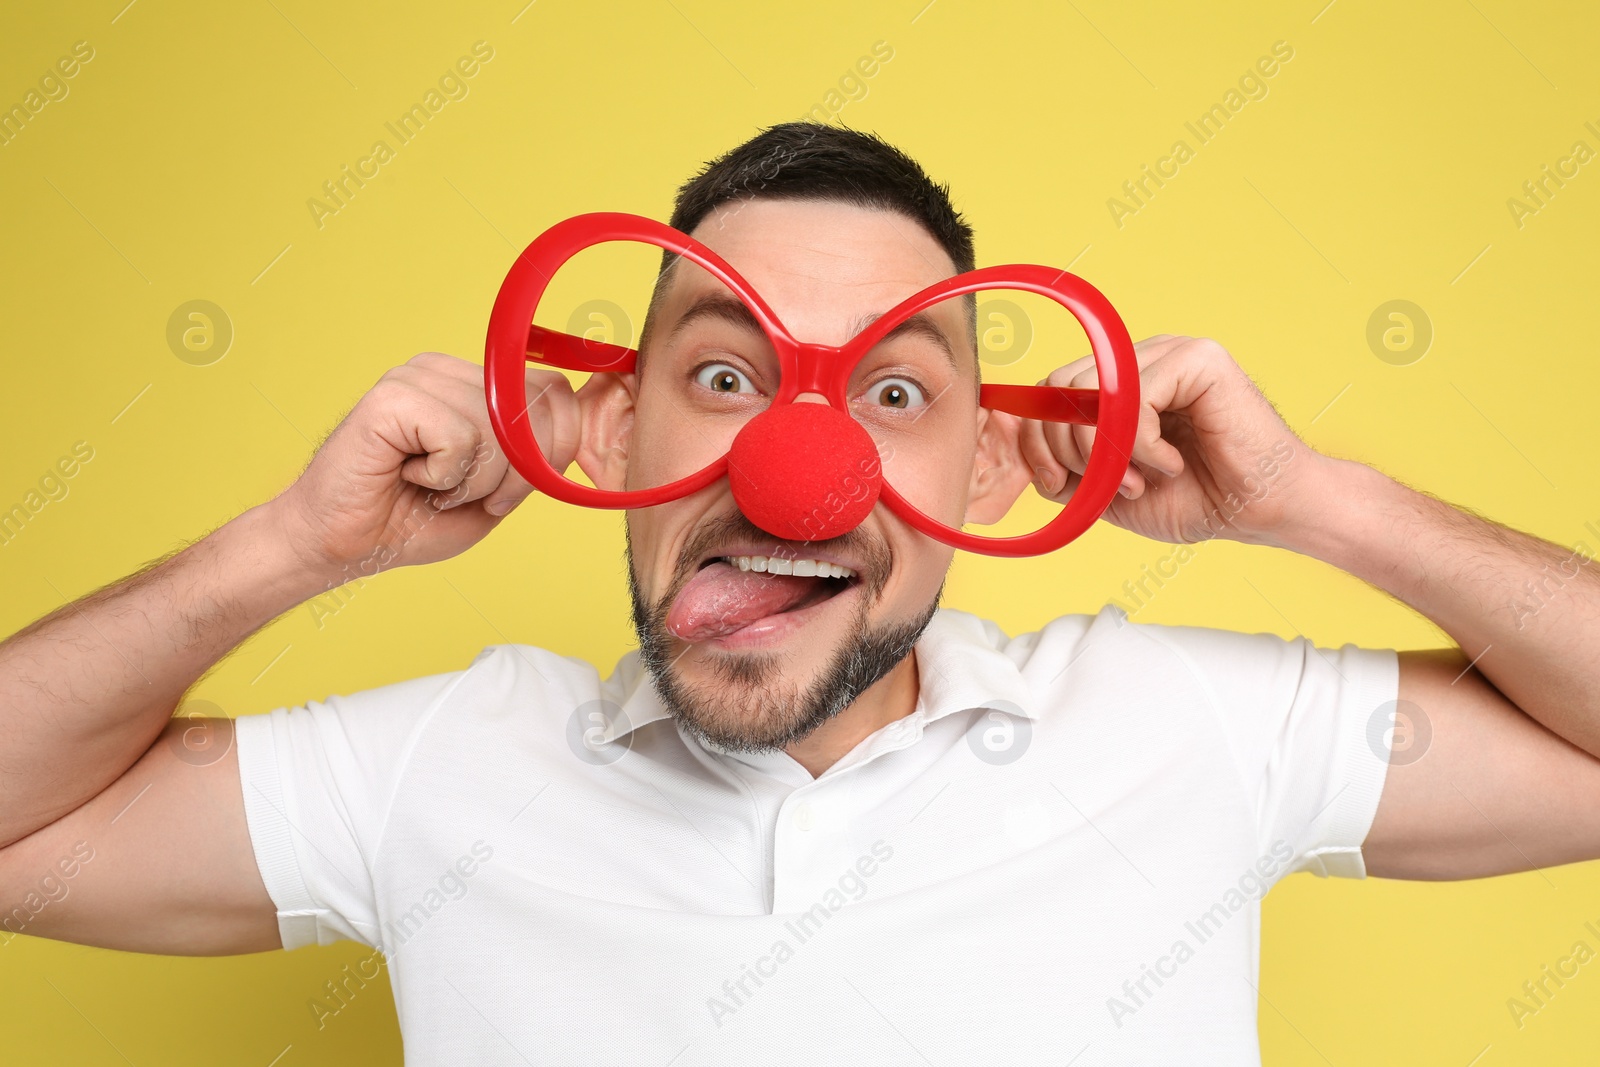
[
  {"x1": 407, "y1": 350, "x2": 452, "y2": 370},
  {"x1": 366, "y1": 375, "x2": 414, "y2": 408},
  {"x1": 1043, "y1": 357, "x2": 1088, "y2": 387},
  {"x1": 376, "y1": 363, "x2": 412, "y2": 387}
]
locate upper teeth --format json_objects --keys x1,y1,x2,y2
[{"x1": 722, "y1": 555, "x2": 855, "y2": 579}]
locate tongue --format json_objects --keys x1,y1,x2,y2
[{"x1": 667, "y1": 562, "x2": 830, "y2": 641}]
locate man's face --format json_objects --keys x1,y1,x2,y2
[{"x1": 597, "y1": 199, "x2": 989, "y2": 752}]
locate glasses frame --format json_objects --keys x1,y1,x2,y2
[{"x1": 485, "y1": 211, "x2": 1140, "y2": 558}]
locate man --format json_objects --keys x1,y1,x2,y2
[{"x1": 2, "y1": 122, "x2": 1597, "y2": 1065}]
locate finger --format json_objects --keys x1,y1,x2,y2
[
  {"x1": 1039, "y1": 353, "x2": 1095, "y2": 388},
  {"x1": 479, "y1": 372, "x2": 579, "y2": 517},
  {"x1": 393, "y1": 363, "x2": 570, "y2": 509},
  {"x1": 389, "y1": 359, "x2": 499, "y2": 430},
  {"x1": 1068, "y1": 422, "x2": 1107, "y2": 486},
  {"x1": 1016, "y1": 415, "x2": 1094, "y2": 504},
  {"x1": 524, "y1": 370, "x2": 582, "y2": 471},
  {"x1": 404, "y1": 350, "x2": 485, "y2": 385},
  {"x1": 1049, "y1": 333, "x2": 1184, "y2": 390},
  {"x1": 478, "y1": 454, "x2": 536, "y2": 517},
  {"x1": 1139, "y1": 337, "x2": 1247, "y2": 431},
  {"x1": 1028, "y1": 362, "x2": 1099, "y2": 479},
  {"x1": 1117, "y1": 340, "x2": 1254, "y2": 481},
  {"x1": 1134, "y1": 410, "x2": 1185, "y2": 481},
  {"x1": 380, "y1": 379, "x2": 506, "y2": 510},
  {"x1": 433, "y1": 437, "x2": 514, "y2": 510},
  {"x1": 1033, "y1": 335, "x2": 1190, "y2": 496},
  {"x1": 1062, "y1": 396, "x2": 1158, "y2": 498},
  {"x1": 1044, "y1": 416, "x2": 1087, "y2": 474},
  {"x1": 391, "y1": 398, "x2": 487, "y2": 497},
  {"x1": 435, "y1": 367, "x2": 581, "y2": 514},
  {"x1": 1068, "y1": 357, "x2": 1186, "y2": 488},
  {"x1": 1018, "y1": 417, "x2": 1072, "y2": 497},
  {"x1": 1135, "y1": 333, "x2": 1180, "y2": 348}
]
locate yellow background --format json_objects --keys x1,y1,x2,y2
[{"x1": 3, "y1": 0, "x2": 1597, "y2": 1062}]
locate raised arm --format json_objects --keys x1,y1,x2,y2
[
  {"x1": 1286, "y1": 460, "x2": 1600, "y2": 878},
  {"x1": 0, "y1": 352, "x2": 576, "y2": 954},
  {"x1": 1016, "y1": 333, "x2": 1600, "y2": 880}
]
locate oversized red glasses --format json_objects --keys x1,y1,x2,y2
[{"x1": 484, "y1": 212, "x2": 1139, "y2": 557}]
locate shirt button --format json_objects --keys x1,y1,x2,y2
[{"x1": 793, "y1": 802, "x2": 814, "y2": 831}]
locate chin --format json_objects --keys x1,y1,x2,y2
[
  {"x1": 655, "y1": 652, "x2": 838, "y2": 752},
  {"x1": 624, "y1": 511, "x2": 942, "y2": 752}
]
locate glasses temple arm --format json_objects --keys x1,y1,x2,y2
[
  {"x1": 526, "y1": 324, "x2": 638, "y2": 373},
  {"x1": 978, "y1": 383, "x2": 1099, "y2": 425}
]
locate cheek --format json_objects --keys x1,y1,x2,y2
[
  {"x1": 627, "y1": 484, "x2": 730, "y2": 595},
  {"x1": 625, "y1": 509, "x2": 677, "y2": 604},
  {"x1": 877, "y1": 420, "x2": 980, "y2": 526},
  {"x1": 627, "y1": 400, "x2": 744, "y2": 489},
  {"x1": 875, "y1": 510, "x2": 955, "y2": 605}
]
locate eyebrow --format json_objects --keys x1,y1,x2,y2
[
  {"x1": 665, "y1": 292, "x2": 765, "y2": 345},
  {"x1": 665, "y1": 291, "x2": 960, "y2": 373},
  {"x1": 850, "y1": 310, "x2": 960, "y2": 373}
]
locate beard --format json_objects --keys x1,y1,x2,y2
[{"x1": 626, "y1": 513, "x2": 943, "y2": 754}]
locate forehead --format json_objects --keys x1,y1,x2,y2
[{"x1": 673, "y1": 198, "x2": 960, "y2": 348}]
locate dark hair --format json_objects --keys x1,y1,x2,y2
[
  {"x1": 667, "y1": 121, "x2": 974, "y2": 274},
  {"x1": 637, "y1": 122, "x2": 977, "y2": 366}
]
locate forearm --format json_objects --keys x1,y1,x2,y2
[
  {"x1": 1282, "y1": 456, "x2": 1600, "y2": 751},
  {"x1": 0, "y1": 502, "x2": 326, "y2": 847}
]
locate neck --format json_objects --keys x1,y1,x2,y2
[{"x1": 783, "y1": 651, "x2": 922, "y2": 778}]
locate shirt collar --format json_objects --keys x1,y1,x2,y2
[{"x1": 593, "y1": 607, "x2": 1037, "y2": 748}]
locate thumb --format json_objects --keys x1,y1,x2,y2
[{"x1": 527, "y1": 369, "x2": 581, "y2": 473}]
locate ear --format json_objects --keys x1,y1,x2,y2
[
  {"x1": 965, "y1": 407, "x2": 1036, "y2": 526},
  {"x1": 573, "y1": 371, "x2": 637, "y2": 492}
]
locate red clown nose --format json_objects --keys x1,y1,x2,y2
[{"x1": 727, "y1": 402, "x2": 883, "y2": 541}]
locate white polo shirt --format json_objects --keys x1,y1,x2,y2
[{"x1": 235, "y1": 603, "x2": 1398, "y2": 1066}]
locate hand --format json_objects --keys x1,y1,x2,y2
[
  {"x1": 269, "y1": 352, "x2": 579, "y2": 579},
  {"x1": 1019, "y1": 335, "x2": 1332, "y2": 548}
]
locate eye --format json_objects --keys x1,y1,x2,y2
[
  {"x1": 694, "y1": 363, "x2": 757, "y2": 394},
  {"x1": 863, "y1": 377, "x2": 926, "y2": 410}
]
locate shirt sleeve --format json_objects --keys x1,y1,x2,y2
[
  {"x1": 233, "y1": 667, "x2": 470, "y2": 950},
  {"x1": 1135, "y1": 617, "x2": 1401, "y2": 880}
]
